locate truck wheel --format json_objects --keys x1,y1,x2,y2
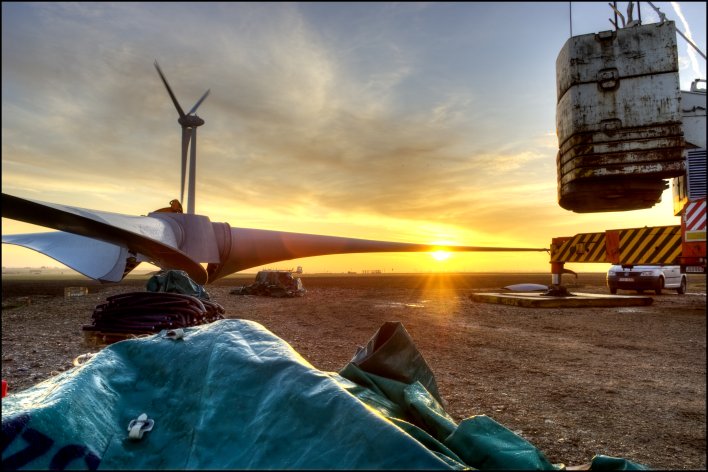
[
  {"x1": 655, "y1": 277, "x2": 664, "y2": 295},
  {"x1": 677, "y1": 277, "x2": 687, "y2": 295}
]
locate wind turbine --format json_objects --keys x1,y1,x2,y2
[
  {"x1": 1, "y1": 62, "x2": 549, "y2": 284},
  {"x1": 153, "y1": 60, "x2": 210, "y2": 214}
]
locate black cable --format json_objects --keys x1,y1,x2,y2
[{"x1": 83, "y1": 292, "x2": 224, "y2": 334}]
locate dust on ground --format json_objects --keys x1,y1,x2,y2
[{"x1": 2, "y1": 272, "x2": 706, "y2": 469}]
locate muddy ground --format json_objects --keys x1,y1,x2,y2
[{"x1": 2, "y1": 272, "x2": 706, "y2": 469}]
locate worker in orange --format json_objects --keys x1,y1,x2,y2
[{"x1": 154, "y1": 199, "x2": 183, "y2": 213}]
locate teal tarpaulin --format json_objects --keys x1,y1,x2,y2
[{"x1": 1, "y1": 320, "x2": 648, "y2": 470}]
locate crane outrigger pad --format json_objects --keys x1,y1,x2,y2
[{"x1": 470, "y1": 292, "x2": 653, "y2": 308}]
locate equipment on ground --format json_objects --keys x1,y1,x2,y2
[{"x1": 231, "y1": 270, "x2": 307, "y2": 297}]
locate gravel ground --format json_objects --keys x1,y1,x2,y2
[{"x1": 2, "y1": 272, "x2": 706, "y2": 469}]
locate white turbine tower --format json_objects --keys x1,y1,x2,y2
[{"x1": 154, "y1": 61, "x2": 210, "y2": 214}]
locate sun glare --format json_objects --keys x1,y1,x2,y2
[{"x1": 431, "y1": 250, "x2": 450, "y2": 261}]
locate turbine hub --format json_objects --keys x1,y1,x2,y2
[{"x1": 178, "y1": 115, "x2": 205, "y2": 127}]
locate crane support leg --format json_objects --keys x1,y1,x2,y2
[
  {"x1": 551, "y1": 261, "x2": 564, "y2": 286},
  {"x1": 544, "y1": 261, "x2": 574, "y2": 296}
]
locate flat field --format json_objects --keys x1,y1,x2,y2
[{"x1": 2, "y1": 272, "x2": 706, "y2": 469}]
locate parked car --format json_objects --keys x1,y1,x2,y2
[{"x1": 606, "y1": 265, "x2": 687, "y2": 295}]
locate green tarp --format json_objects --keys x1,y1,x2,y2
[{"x1": 1, "y1": 320, "x2": 648, "y2": 470}]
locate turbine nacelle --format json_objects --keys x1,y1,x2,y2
[{"x1": 178, "y1": 115, "x2": 205, "y2": 128}]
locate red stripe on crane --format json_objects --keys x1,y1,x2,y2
[{"x1": 685, "y1": 200, "x2": 706, "y2": 232}]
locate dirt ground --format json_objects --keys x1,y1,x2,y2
[{"x1": 2, "y1": 272, "x2": 706, "y2": 469}]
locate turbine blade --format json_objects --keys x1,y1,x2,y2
[
  {"x1": 188, "y1": 89, "x2": 210, "y2": 115},
  {"x1": 1, "y1": 193, "x2": 208, "y2": 284},
  {"x1": 181, "y1": 127, "x2": 190, "y2": 205},
  {"x1": 154, "y1": 60, "x2": 186, "y2": 118},
  {"x1": 2, "y1": 195, "x2": 548, "y2": 286},
  {"x1": 2, "y1": 232, "x2": 132, "y2": 283},
  {"x1": 205, "y1": 227, "x2": 549, "y2": 283},
  {"x1": 187, "y1": 127, "x2": 197, "y2": 214}
]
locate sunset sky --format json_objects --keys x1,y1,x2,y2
[{"x1": 2, "y1": 2, "x2": 706, "y2": 275}]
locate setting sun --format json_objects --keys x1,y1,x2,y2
[{"x1": 431, "y1": 250, "x2": 450, "y2": 261}]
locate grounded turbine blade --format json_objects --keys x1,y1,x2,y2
[
  {"x1": 181, "y1": 127, "x2": 190, "y2": 205},
  {"x1": 1, "y1": 193, "x2": 208, "y2": 284},
  {"x1": 187, "y1": 127, "x2": 197, "y2": 214},
  {"x1": 2, "y1": 232, "x2": 132, "y2": 283},
  {"x1": 188, "y1": 89, "x2": 210, "y2": 115},
  {"x1": 205, "y1": 226, "x2": 549, "y2": 283},
  {"x1": 154, "y1": 60, "x2": 186, "y2": 118}
]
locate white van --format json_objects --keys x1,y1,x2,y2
[{"x1": 606, "y1": 265, "x2": 687, "y2": 295}]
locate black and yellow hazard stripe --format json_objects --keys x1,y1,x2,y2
[
  {"x1": 550, "y1": 232, "x2": 607, "y2": 263},
  {"x1": 617, "y1": 225, "x2": 682, "y2": 265}
]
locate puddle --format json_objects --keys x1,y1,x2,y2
[
  {"x1": 373, "y1": 302, "x2": 426, "y2": 309},
  {"x1": 616, "y1": 307, "x2": 645, "y2": 313}
]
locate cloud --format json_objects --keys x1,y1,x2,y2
[
  {"x1": 671, "y1": 2, "x2": 703, "y2": 83},
  {"x1": 2, "y1": 2, "x2": 687, "y2": 264}
]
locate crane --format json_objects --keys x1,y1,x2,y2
[{"x1": 548, "y1": 2, "x2": 706, "y2": 293}]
